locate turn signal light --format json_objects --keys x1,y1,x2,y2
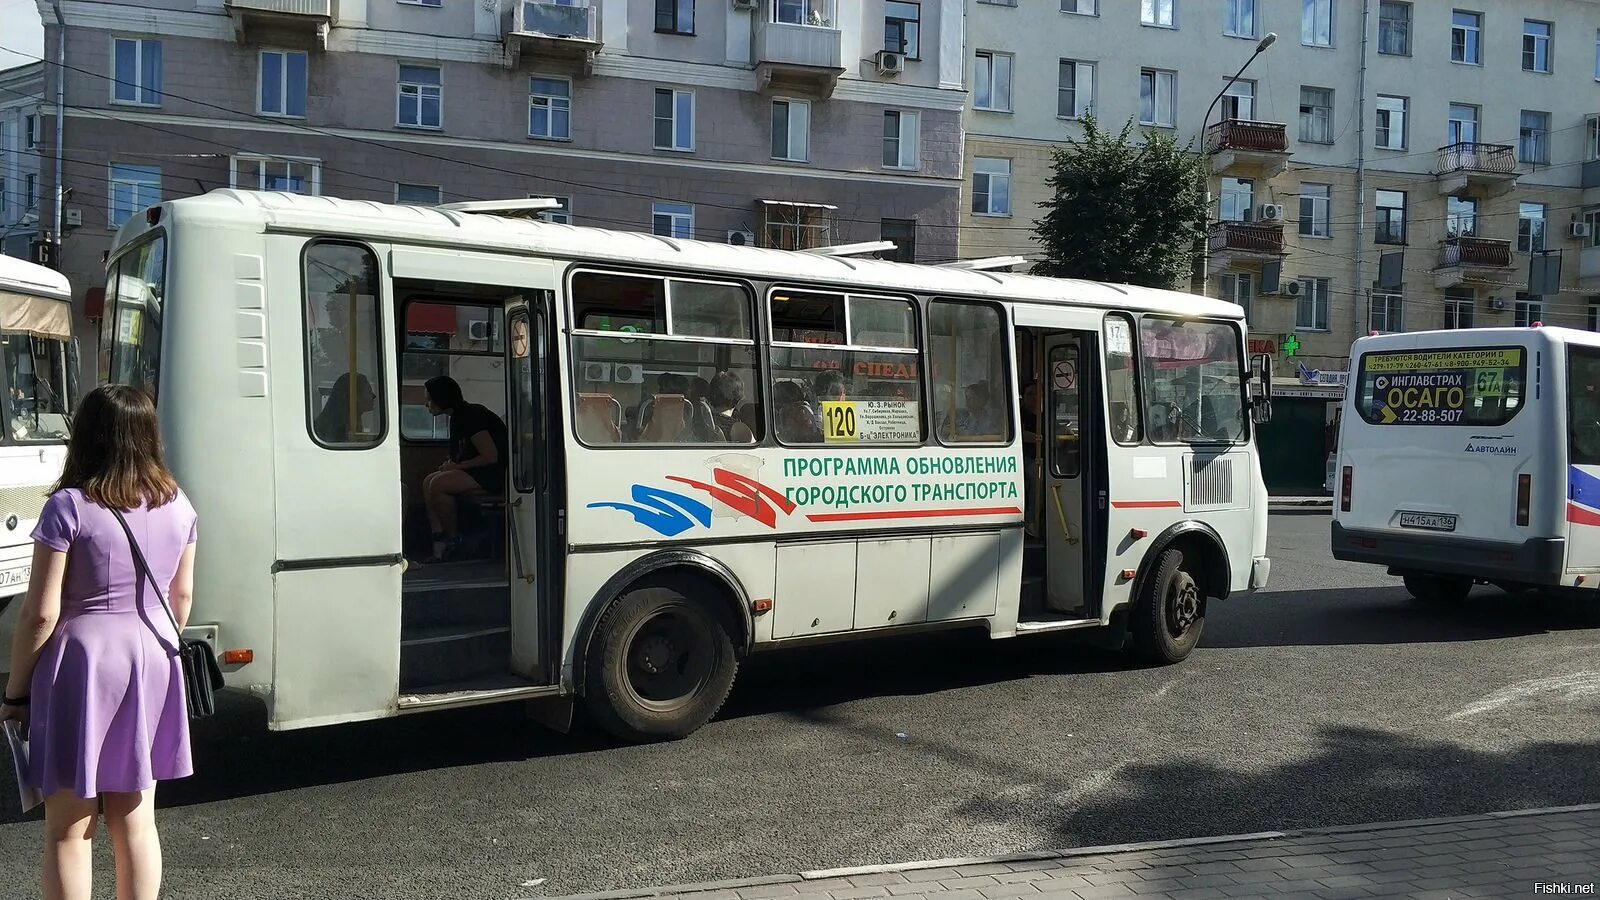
[
  {"x1": 751, "y1": 598, "x2": 773, "y2": 615},
  {"x1": 222, "y1": 649, "x2": 253, "y2": 665},
  {"x1": 1516, "y1": 474, "x2": 1532, "y2": 526},
  {"x1": 1130, "y1": 528, "x2": 1148, "y2": 539},
  {"x1": 1340, "y1": 466, "x2": 1353, "y2": 512}
]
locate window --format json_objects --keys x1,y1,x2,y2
[
  {"x1": 1224, "y1": 0, "x2": 1255, "y2": 38},
  {"x1": 974, "y1": 51, "x2": 1013, "y2": 112},
  {"x1": 879, "y1": 218, "x2": 916, "y2": 263},
  {"x1": 1221, "y1": 79, "x2": 1254, "y2": 122},
  {"x1": 24, "y1": 114, "x2": 39, "y2": 149},
  {"x1": 1299, "y1": 87, "x2": 1333, "y2": 143},
  {"x1": 1444, "y1": 288, "x2": 1475, "y2": 329},
  {"x1": 1589, "y1": 115, "x2": 1600, "y2": 161},
  {"x1": 885, "y1": 2, "x2": 921, "y2": 58},
  {"x1": 1101, "y1": 315, "x2": 1142, "y2": 444},
  {"x1": 929, "y1": 301, "x2": 1010, "y2": 445},
  {"x1": 771, "y1": 99, "x2": 810, "y2": 162},
  {"x1": 536, "y1": 195, "x2": 572, "y2": 225},
  {"x1": 1519, "y1": 202, "x2": 1547, "y2": 253},
  {"x1": 1571, "y1": 348, "x2": 1600, "y2": 465},
  {"x1": 1302, "y1": 0, "x2": 1333, "y2": 46},
  {"x1": 883, "y1": 110, "x2": 919, "y2": 169},
  {"x1": 1515, "y1": 295, "x2": 1543, "y2": 327},
  {"x1": 258, "y1": 50, "x2": 308, "y2": 118},
  {"x1": 395, "y1": 183, "x2": 441, "y2": 205},
  {"x1": 1061, "y1": 0, "x2": 1095, "y2": 14},
  {"x1": 1139, "y1": 68, "x2": 1176, "y2": 127},
  {"x1": 972, "y1": 157, "x2": 1011, "y2": 217},
  {"x1": 1297, "y1": 277, "x2": 1330, "y2": 330},
  {"x1": 1446, "y1": 196, "x2": 1477, "y2": 237},
  {"x1": 1585, "y1": 208, "x2": 1600, "y2": 248},
  {"x1": 1141, "y1": 318, "x2": 1246, "y2": 443},
  {"x1": 399, "y1": 0, "x2": 442, "y2": 6},
  {"x1": 1596, "y1": 28, "x2": 1600, "y2": 80},
  {"x1": 764, "y1": 203, "x2": 833, "y2": 250},
  {"x1": 1375, "y1": 190, "x2": 1406, "y2": 244},
  {"x1": 1219, "y1": 177, "x2": 1254, "y2": 223},
  {"x1": 112, "y1": 38, "x2": 162, "y2": 106},
  {"x1": 651, "y1": 202, "x2": 694, "y2": 239},
  {"x1": 1375, "y1": 95, "x2": 1407, "y2": 150},
  {"x1": 1524, "y1": 20, "x2": 1552, "y2": 73},
  {"x1": 1519, "y1": 110, "x2": 1550, "y2": 165},
  {"x1": 1589, "y1": 300, "x2": 1600, "y2": 332},
  {"x1": 654, "y1": 88, "x2": 694, "y2": 151},
  {"x1": 108, "y1": 164, "x2": 160, "y2": 228},
  {"x1": 398, "y1": 302, "x2": 504, "y2": 441},
  {"x1": 1218, "y1": 272, "x2": 1254, "y2": 320},
  {"x1": 1057, "y1": 60, "x2": 1095, "y2": 119},
  {"x1": 25, "y1": 173, "x2": 36, "y2": 210},
  {"x1": 304, "y1": 242, "x2": 382, "y2": 447},
  {"x1": 1451, "y1": 10, "x2": 1481, "y2": 64},
  {"x1": 1369, "y1": 292, "x2": 1403, "y2": 333},
  {"x1": 99, "y1": 236, "x2": 166, "y2": 399},
  {"x1": 396, "y1": 64, "x2": 441, "y2": 129},
  {"x1": 1447, "y1": 103, "x2": 1478, "y2": 145},
  {"x1": 507, "y1": 306, "x2": 543, "y2": 492},
  {"x1": 773, "y1": 0, "x2": 834, "y2": 26},
  {"x1": 1299, "y1": 183, "x2": 1331, "y2": 237},
  {"x1": 1378, "y1": 1, "x2": 1410, "y2": 54},
  {"x1": 655, "y1": 0, "x2": 693, "y2": 35},
  {"x1": 769, "y1": 289, "x2": 924, "y2": 445},
  {"x1": 1355, "y1": 345, "x2": 1525, "y2": 427},
  {"x1": 571, "y1": 272, "x2": 759, "y2": 446},
  {"x1": 528, "y1": 77, "x2": 571, "y2": 140},
  {"x1": 3, "y1": 328, "x2": 74, "y2": 441},
  {"x1": 1142, "y1": 0, "x2": 1174, "y2": 28},
  {"x1": 231, "y1": 155, "x2": 320, "y2": 194}
]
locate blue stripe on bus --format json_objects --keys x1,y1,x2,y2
[{"x1": 1569, "y1": 466, "x2": 1600, "y2": 505}]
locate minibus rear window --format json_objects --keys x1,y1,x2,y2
[
  {"x1": 1354, "y1": 346, "x2": 1526, "y2": 427},
  {"x1": 100, "y1": 235, "x2": 166, "y2": 401},
  {"x1": 1569, "y1": 347, "x2": 1600, "y2": 465}
]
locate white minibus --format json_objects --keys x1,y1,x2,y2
[
  {"x1": 100, "y1": 191, "x2": 1273, "y2": 740},
  {"x1": 1333, "y1": 326, "x2": 1600, "y2": 604}
]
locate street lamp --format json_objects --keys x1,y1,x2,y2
[{"x1": 1198, "y1": 31, "x2": 1277, "y2": 290}]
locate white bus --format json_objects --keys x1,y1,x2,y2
[
  {"x1": 100, "y1": 191, "x2": 1273, "y2": 740},
  {"x1": 0, "y1": 254, "x2": 77, "y2": 645},
  {"x1": 1333, "y1": 326, "x2": 1600, "y2": 605}
]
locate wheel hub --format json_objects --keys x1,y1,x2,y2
[
  {"x1": 635, "y1": 635, "x2": 676, "y2": 675},
  {"x1": 1170, "y1": 574, "x2": 1200, "y2": 632}
]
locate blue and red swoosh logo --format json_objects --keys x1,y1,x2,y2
[{"x1": 1567, "y1": 466, "x2": 1600, "y2": 526}]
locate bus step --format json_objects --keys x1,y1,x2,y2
[
  {"x1": 402, "y1": 585, "x2": 511, "y2": 631},
  {"x1": 400, "y1": 625, "x2": 512, "y2": 689},
  {"x1": 1020, "y1": 573, "x2": 1046, "y2": 618}
]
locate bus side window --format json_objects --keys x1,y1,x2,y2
[{"x1": 929, "y1": 299, "x2": 1010, "y2": 445}]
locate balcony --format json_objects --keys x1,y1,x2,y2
[
  {"x1": 1205, "y1": 120, "x2": 1291, "y2": 176},
  {"x1": 1433, "y1": 142, "x2": 1519, "y2": 199},
  {"x1": 1207, "y1": 221, "x2": 1284, "y2": 265},
  {"x1": 1434, "y1": 236, "x2": 1516, "y2": 289},
  {"x1": 754, "y1": 18, "x2": 845, "y2": 97},
  {"x1": 507, "y1": 0, "x2": 601, "y2": 73},
  {"x1": 225, "y1": 0, "x2": 330, "y2": 49}
]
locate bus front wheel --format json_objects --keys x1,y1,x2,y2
[
  {"x1": 1131, "y1": 548, "x2": 1205, "y2": 665},
  {"x1": 1403, "y1": 573, "x2": 1471, "y2": 605},
  {"x1": 583, "y1": 582, "x2": 738, "y2": 742}
]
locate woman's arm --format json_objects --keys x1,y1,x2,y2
[
  {"x1": 3, "y1": 543, "x2": 68, "y2": 700},
  {"x1": 168, "y1": 543, "x2": 196, "y2": 630},
  {"x1": 456, "y1": 430, "x2": 499, "y2": 469}
]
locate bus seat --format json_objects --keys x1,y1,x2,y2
[
  {"x1": 576, "y1": 392, "x2": 623, "y2": 444},
  {"x1": 642, "y1": 395, "x2": 689, "y2": 443}
]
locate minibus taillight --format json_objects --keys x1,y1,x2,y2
[
  {"x1": 1516, "y1": 474, "x2": 1532, "y2": 526},
  {"x1": 1340, "y1": 466, "x2": 1353, "y2": 512}
]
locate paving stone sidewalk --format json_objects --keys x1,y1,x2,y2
[{"x1": 553, "y1": 805, "x2": 1600, "y2": 900}]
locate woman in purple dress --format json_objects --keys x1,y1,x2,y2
[{"x1": 2, "y1": 384, "x2": 197, "y2": 900}]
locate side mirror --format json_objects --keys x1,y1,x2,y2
[{"x1": 1249, "y1": 353, "x2": 1273, "y2": 425}]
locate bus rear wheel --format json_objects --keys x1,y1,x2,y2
[
  {"x1": 1403, "y1": 573, "x2": 1471, "y2": 605},
  {"x1": 583, "y1": 582, "x2": 738, "y2": 742},
  {"x1": 1131, "y1": 548, "x2": 1205, "y2": 665}
]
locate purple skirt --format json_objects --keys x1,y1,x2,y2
[{"x1": 28, "y1": 610, "x2": 193, "y2": 798}]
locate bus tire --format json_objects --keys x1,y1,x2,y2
[
  {"x1": 1130, "y1": 548, "x2": 1204, "y2": 665},
  {"x1": 583, "y1": 582, "x2": 738, "y2": 742},
  {"x1": 1403, "y1": 573, "x2": 1471, "y2": 605}
]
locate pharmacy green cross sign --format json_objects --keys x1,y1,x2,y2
[{"x1": 1281, "y1": 334, "x2": 1301, "y2": 358}]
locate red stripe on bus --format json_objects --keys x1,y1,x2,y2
[
  {"x1": 1567, "y1": 502, "x2": 1600, "y2": 527},
  {"x1": 1110, "y1": 501, "x2": 1183, "y2": 509},
  {"x1": 805, "y1": 506, "x2": 1022, "y2": 523}
]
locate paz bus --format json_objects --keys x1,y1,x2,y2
[
  {"x1": 0, "y1": 253, "x2": 77, "y2": 648},
  {"x1": 1333, "y1": 326, "x2": 1600, "y2": 605},
  {"x1": 100, "y1": 190, "x2": 1273, "y2": 740}
]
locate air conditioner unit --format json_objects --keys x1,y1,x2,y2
[
  {"x1": 467, "y1": 319, "x2": 497, "y2": 342},
  {"x1": 62, "y1": 208, "x2": 82, "y2": 228},
  {"x1": 1279, "y1": 280, "x2": 1303, "y2": 297},
  {"x1": 1258, "y1": 204, "x2": 1286, "y2": 222},
  {"x1": 1491, "y1": 296, "x2": 1510, "y2": 311},
  {"x1": 613, "y1": 363, "x2": 644, "y2": 385},
  {"x1": 1571, "y1": 222, "x2": 1593, "y2": 239},
  {"x1": 582, "y1": 361, "x2": 612, "y2": 383},
  {"x1": 726, "y1": 230, "x2": 755, "y2": 246},
  {"x1": 875, "y1": 50, "x2": 905, "y2": 76},
  {"x1": 731, "y1": 0, "x2": 758, "y2": 10}
]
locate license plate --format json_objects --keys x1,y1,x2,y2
[
  {"x1": 0, "y1": 566, "x2": 30, "y2": 589},
  {"x1": 1399, "y1": 512, "x2": 1457, "y2": 532}
]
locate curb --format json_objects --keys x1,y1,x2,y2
[{"x1": 540, "y1": 803, "x2": 1600, "y2": 900}]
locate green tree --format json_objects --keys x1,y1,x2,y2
[{"x1": 1031, "y1": 116, "x2": 1208, "y2": 289}]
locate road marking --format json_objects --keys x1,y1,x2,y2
[{"x1": 1446, "y1": 671, "x2": 1600, "y2": 720}]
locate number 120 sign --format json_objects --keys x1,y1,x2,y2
[{"x1": 822, "y1": 400, "x2": 920, "y2": 442}]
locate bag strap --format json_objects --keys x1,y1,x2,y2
[{"x1": 108, "y1": 506, "x2": 184, "y2": 642}]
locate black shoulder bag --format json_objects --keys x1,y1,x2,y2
[{"x1": 110, "y1": 508, "x2": 224, "y2": 720}]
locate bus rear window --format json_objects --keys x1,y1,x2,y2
[
  {"x1": 1570, "y1": 347, "x2": 1600, "y2": 465},
  {"x1": 100, "y1": 235, "x2": 166, "y2": 400},
  {"x1": 1354, "y1": 346, "x2": 1526, "y2": 427}
]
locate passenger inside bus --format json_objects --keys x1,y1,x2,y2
[
  {"x1": 707, "y1": 371, "x2": 755, "y2": 442},
  {"x1": 420, "y1": 375, "x2": 509, "y2": 562},
  {"x1": 313, "y1": 372, "x2": 378, "y2": 443},
  {"x1": 774, "y1": 380, "x2": 821, "y2": 442},
  {"x1": 956, "y1": 380, "x2": 1001, "y2": 437}
]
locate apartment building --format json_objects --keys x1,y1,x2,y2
[
  {"x1": 26, "y1": 0, "x2": 966, "y2": 347},
  {"x1": 0, "y1": 62, "x2": 45, "y2": 260}
]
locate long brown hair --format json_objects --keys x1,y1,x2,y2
[{"x1": 55, "y1": 384, "x2": 179, "y2": 510}]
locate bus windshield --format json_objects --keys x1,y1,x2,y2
[
  {"x1": 1354, "y1": 346, "x2": 1525, "y2": 427},
  {"x1": 3, "y1": 333, "x2": 73, "y2": 441}
]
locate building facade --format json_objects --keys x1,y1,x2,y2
[
  {"x1": 962, "y1": 0, "x2": 1600, "y2": 492},
  {"x1": 27, "y1": 0, "x2": 966, "y2": 350},
  {"x1": 0, "y1": 62, "x2": 45, "y2": 260}
]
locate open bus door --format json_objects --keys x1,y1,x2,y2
[{"x1": 505, "y1": 291, "x2": 561, "y2": 685}]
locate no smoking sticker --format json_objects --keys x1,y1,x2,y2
[
  {"x1": 1052, "y1": 359, "x2": 1077, "y2": 390},
  {"x1": 511, "y1": 319, "x2": 530, "y2": 359}
]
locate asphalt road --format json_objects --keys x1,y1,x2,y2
[{"x1": 2, "y1": 512, "x2": 1598, "y2": 899}]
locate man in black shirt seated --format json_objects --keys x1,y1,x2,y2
[{"x1": 421, "y1": 375, "x2": 509, "y2": 562}]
